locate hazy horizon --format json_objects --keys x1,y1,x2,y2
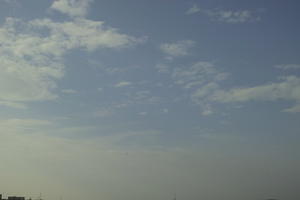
[{"x1": 0, "y1": 0, "x2": 299, "y2": 200}]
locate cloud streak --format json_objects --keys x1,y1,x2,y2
[
  {"x1": 275, "y1": 64, "x2": 300, "y2": 70},
  {"x1": 186, "y1": 4, "x2": 260, "y2": 24},
  {"x1": 205, "y1": 9, "x2": 260, "y2": 24},
  {"x1": 114, "y1": 81, "x2": 132, "y2": 88},
  {"x1": 212, "y1": 76, "x2": 300, "y2": 113}
]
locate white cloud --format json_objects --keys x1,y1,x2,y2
[
  {"x1": 0, "y1": 16, "x2": 141, "y2": 108},
  {"x1": 186, "y1": 4, "x2": 201, "y2": 15},
  {"x1": 114, "y1": 81, "x2": 132, "y2": 88},
  {"x1": 212, "y1": 76, "x2": 300, "y2": 113},
  {"x1": 275, "y1": 64, "x2": 300, "y2": 70},
  {"x1": 0, "y1": 18, "x2": 64, "y2": 104},
  {"x1": 191, "y1": 83, "x2": 220, "y2": 116},
  {"x1": 30, "y1": 18, "x2": 141, "y2": 51},
  {"x1": 167, "y1": 61, "x2": 300, "y2": 114},
  {"x1": 50, "y1": 0, "x2": 93, "y2": 18},
  {"x1": 283, "y1": 104, "x2": 300, "y2": 113},
  {"x1": 160, "y1": 40, "x2": 195, "y2": 58},
  {"x1": 166, "y1": 61, "x2": 300, "y2": 114},
  {"x1": 213, "y1": 76, "x2": 300, "y2": 102},
  {"x1": 156, "y1": 61, "x2": 228, "y2": 108},
  {"x1": 0, "y1": 52, "x2": 64, "y2": 102}
]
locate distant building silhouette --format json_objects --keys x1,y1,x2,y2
[
  {"x1": 0, "y1": 194, "x2": 26, "y2": 200},
  {"x1": 8, "y1": 197, "x2": 25, "y2": 200}
]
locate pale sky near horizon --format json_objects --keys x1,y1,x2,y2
[{"x1": 0, "y1": 1, "x2": 300, "y2": 200}]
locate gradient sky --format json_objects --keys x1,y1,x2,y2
[{"x1": 0, "y1": 1, "x2": 300, "y2": 200}]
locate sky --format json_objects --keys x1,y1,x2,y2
[{"x1": 0, "y1": 0, "x2": 300, "y2": 200}]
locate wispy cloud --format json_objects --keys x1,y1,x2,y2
[
  {"x1": 212, "y1": 76, "x2": 300, "y2": 113},
  {"x1": 206, "y1": 9, "x2": 259, "y2": 24},
  {"x1": 160, "y1": 40, "x2": 195, "y2": 58},
  {"x1": 172, "y1": 61, "x2": 229, "y2": 115},
  {"x1": 0, "y1": 101, "x2": 27, "y2": 109},
  {"x1": 0, "y1": 118, "x2": 53, "y2": 132},
  {"x1": 275, "y1": 64, "x2": 300, "y2": 70},
  {"x1": 138, "y1": 111, "x2": 148, "y2": 116},
  {"x1": 114, "y1": 81, "x2": 132, "y2": 88},
  {"x1": 186, "y1": 4, "x2": 201, "y2": 15},
  {"x1": 283, "y1": 104, "x2": 300, "y2": 113},
  {"x1": 156, "y1": 63, "x2": 170, "y2": 73},
  {"x1": 186, "y1": 4, "x2": 260, "y2": 24},
  {"x1": 62, "y1": 89, "x2": 78, "y2": 94},
  {"x1": 172, "y1": 61, "x2": 228, "y2": 89}
]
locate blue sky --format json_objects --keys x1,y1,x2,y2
[{"x1": 0, "y1": 1, "x2": 300, "y2": 200}]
